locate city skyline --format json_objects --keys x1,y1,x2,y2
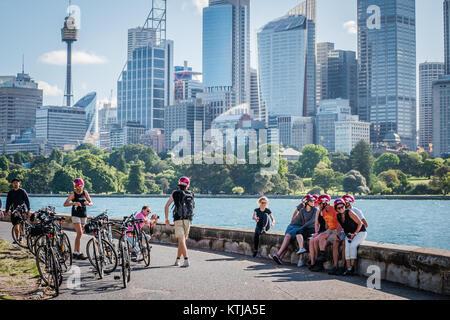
[{"x1": 0, "y1": 0, "x2": 443, "y2": 108}]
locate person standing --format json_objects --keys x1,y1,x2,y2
[
  {"x1": 63, "y1": 178, "x2": 93, "y2": 260},
  {"x1": 5, "y1": 178, "x2": 31, "y2": 245},
  {"x1": 252, "y1": 197, "x2": 275, "y2": 257},
  {"x1": 164, "y1": 177, "x2": 195, "y2": 268}
]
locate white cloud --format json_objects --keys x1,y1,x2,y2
[
  {"x1": 37, "y1": 81, "x2": 63, "y2": 97},
  {"x1": 39, "y1": 50, "x2": 107, "y2": 66},
  {"x1": 192, "y1": 0, "x2": 208, "y2": 14},
  {"x1": 343, "y1": 20, "x2": 357, "y2": 35}
]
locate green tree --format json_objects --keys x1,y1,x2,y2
[
  {"x1": 398, "y1": 152, "x2": 422, "y2": 176},
  {"x1": 49, "y1": 148, "x2": 65, "y2": 165},
  {"x1": 328, "y1": 151, "x2": 352, "y2": 174},
  {"x1": 252, "y1": 173, "x2": 274, "y2": 194},
  {"x1": 350, "y1": 140, "x2": 373, "y2": 186},
  {"x1": 75, "y1": 143, "x2": 104, "y2": 156},
  {"x1": 52, "y1": 166, "x2": 87, "y2": 194},
  {"x1": 0, "y1": 178, "x2": 9, "y2": 192},
  {"x1": 421, "y1": 158, "x2": 444, "y2": 178},
  {"x1": 0, "y1": 156, "x2": 9, "y2": 172},
  {"x1": 126, "y1": 163, "x2": 148, "y2": 194},
  {"x1": 377, "y1": 170, "x2": 400, "y2": 189},
  {"x1": 342, "y1": 170, "x2": 370, "y2": 194},
  {"x1": 373, "y1": 153, "x2": 400, "y2": 175},
  {"x1": 295, "y1": 144, "x2": 330, "y2": 178},
  {"x1": 232, "y1": 186, "x2": 245, "y2": 195},
  {"x1": 312, "y1": 167, "x2": 338, "y2": 194}
]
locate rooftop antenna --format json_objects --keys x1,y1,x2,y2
[
  {"x1": 22, "y1": 54, "x2": 25, "y2": 74},
  {"x1": 61, "y1": 0, "x2": 78, "y2": 107}
]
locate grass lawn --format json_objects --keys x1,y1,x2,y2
[{"x1": 0, "y1": 237, "x2": 41, "y2": 300}]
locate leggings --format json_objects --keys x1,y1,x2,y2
[{"x1": 345, "y1": 232, "x2": 367, "y2": 260}]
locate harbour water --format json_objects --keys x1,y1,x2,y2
[{"x1": 1, "y1": 195, "x2": 449, "y2": 251}]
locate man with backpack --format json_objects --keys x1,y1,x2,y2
[{"x1": 164, "y1": 176, "x2": 195, "y2": 268}]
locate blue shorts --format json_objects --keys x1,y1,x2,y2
[{"x1": 285, "y1": 224, "x2": 302, "y2": 238}]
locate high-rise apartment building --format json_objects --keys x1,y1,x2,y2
[
  {"x1": 419, "y1": 62, "x2": 445, "y2": 152},
  {"x1": 358, "y1": 0, "x2": 417, "y2": 150}
]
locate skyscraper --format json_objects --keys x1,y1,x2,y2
[
  {"x1": 432, "y1": 76, "x2": 450, "y2": 157},
  {"x1": 249, "y1": 68, "x2": 261, "y2": 121},
  {"x1": 357, "y1": 0, "x2": 417, "y2": 150},
  {"x1": 0, "y1": 71, "x2": 42, "y2": 143},
  {"x1": 127, "y1": 28, "x2": 157, "y2": 60},
  {"x1": 174, "y1": 61, "x2": 203, "y2": 101},
  {"x1": 327, "y1": 50, "x2": 358, "y2": 115},
  {"x1": 286, "y1": 0, "x2": 316, "y2": 116},
  {"x1": 202, "y1": 0, "x2": 250, "y2": 111},
  {"x1": 444, "y1": 0, "x2": 450, "y2": 74},
  {"x1": 316, "y1": 42, "x2": 335, "y2": 106},
  {"x1": 257, "y1": 14, "x2": 308, "y2": 117},
  {"x1": 74, "y1": 92, "x2": 98, "y2": 136},
  {"x1": 419, "y1": 62, "x2": 444, "y2": 152}
]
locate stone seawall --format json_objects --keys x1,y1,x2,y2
[{"x1": 2, "y1": 214, "x2": 449, "y2": 296}]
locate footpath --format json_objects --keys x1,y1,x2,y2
[{"x1": 0, "y1": 221, "x2": 446, "y2": 300}]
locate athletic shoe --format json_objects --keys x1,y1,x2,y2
[
  {"x1": 343, "y1": 266, "x2": 354, "y2": 276},
  {"x1": 310, "y1": 263, "x2": 324, "y2": 272},
  {"x1": 297, "y1": 258, "x2": 305, "y2": 267},
  {"x1": 269, "y1": 253, "x2": 282, "y2": 265},
  {"x1": 181, "y1": 259, "x2": 190, "y2": 268},
  {"x1": 174, "y1": 259, "x2": 181, "y2": 267},
  {"x1": 296, "y1": 248, "x2": 307, "y2": 255},
  {"x1": 328, "y1": 266, "x2": 338, "y2": 275},
  {"x1": 131, "y1": 252, "x2": 137, "y2": 262},
  {"x1": 335, "y1": 267, "x2": 346, "y2": 276},
  {"x1": 77, "y1": 253, "x2": 88, "y2": 260},
  {"x1": 316, "y1": 252, "x2": 326, "y2": 263}
]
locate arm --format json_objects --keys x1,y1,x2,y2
[
  {"x1": 290, "y1": 208, "x2": 299, "y2": 224},
  {"x1": 164, "y1": 193, "x2": 174, "y2": 227},
  {"x1": 252, "y1": 210, "x2": 258, "y2": 222},
  {"x1": 269, "y1": 213, "x2": 275, "y2": 226},
  {"x1": 314, "y1": 208, "x2": 320, "y2": 234},
  {"x1": 84, "y1": 191, "x2": 93, "y2": 206},
  {"x1": 348, "y1": 210, "x2": 363, "y2": 238},
  {"x1": 63, "y1": 192, "x2": 78, "y2": 207}
]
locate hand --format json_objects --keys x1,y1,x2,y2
[
  {"x1": 311, "y1": 233, "x2": 318, "y2": 238},
  {"x1": 165, "y1": 219, "x2": 170, "y2": 227},
  {"x1": 271, "y1": 221, "x2": 275, "y2": 227},
  {"x1": 73, "y1": 202, "x2": 81, "y2": 207}
]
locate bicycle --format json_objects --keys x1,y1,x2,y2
[
  {"x1": 113, "y1": 216, "x2": 132, "y2": 288},
  {"x1": 121, "y1": 212, "x2": 152, "y2": 267},
  {"x1": 35, "y1": 215, "x2": 66, "y2": 296},
  {"x1": 85, "y1": 211, "x2": 118, "y2": 279},
  {"x1": 10, "y1": 204, "x2": 31, "y2": 249}
]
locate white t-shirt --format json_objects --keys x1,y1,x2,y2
[{"x1": 351, "y1": 207, "x2": 366, "y2": 222}]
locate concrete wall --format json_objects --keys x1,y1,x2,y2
[{"x1": 2, "y1": 213, "x2": 449, "y2": 296}]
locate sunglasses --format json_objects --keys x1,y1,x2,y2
[
  {"x1": 146, "y1": 209, "x2": 152, "y2": 213},
  {"x1": 260, "y1": 202, "x2": 267, "y2": 205},
  {"x1": 336, "y1": 206, "x2": 345, "y2": 210}
]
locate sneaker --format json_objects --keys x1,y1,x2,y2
[
  {"x1": 72, "y1": 253, "x2": 80, "y2": 260},
  {"x1": 296, "y1": 248, "x2": 307, "y2": 255},
  {"x1": 335, "y1": 267, "x2": 346, "y2": 276},
  {"x1": 310, "y1": 263, "x2": 324, "y2": 272},
  {"x1": 316, "y1": 252, "x2": 326, "y2": 263},
  {"x1": 78, "y1": 253, "x2": 88, "y2": 260},
  {"x1": 174, "y1": 258, "x2": 181, "y2": 267},
  {"x1": 269, "y1": 253, "x2": 282, "y2": 265},
  {"x1": 131, "y1": 252, "x2": 137, "y2": 262},
  {"x1": 297, "y1": 258, "x2": 305, "y2": 267},
  {"x1": 181, "y1": 259, "x2": 190, "y2": 268},
  {"x1": 343, "y1": 266, "x2": 354, "y2": 276},
  {"x1": 328, "y1": 266, "x2": 338, "y2": 275}
]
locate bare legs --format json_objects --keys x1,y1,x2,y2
[{"x1": 73, "y1": 223, "x2": 84, "y2": 253}]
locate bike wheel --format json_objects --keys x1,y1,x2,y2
[
  {"x1": 57, "y1": 233, "x2": 72, "y2": 272},
  {"x1": 102, "y1": 240, "x2": 118, "y2": 274},
  {"x1": 11, "y1": 223, "x2": 27, "y2": 248},
  {"x1": 118, "y1": 239, "x2": 128, "y2": 288},
  {"x1": 35, "y1": 245, "x2": 53, "y2": 286},
  {"x1": 92, "y1": 239, "x2": 104, "y2": 279},
  {"x1": 139, "y1": 233, "x2": 151, "y2": 267},
  {"x1": 31, "y1": 235, "x2": 46, "y2": 256},
  {"x1": 50, "y1": 248, "x2": 61, "y2": 296}
]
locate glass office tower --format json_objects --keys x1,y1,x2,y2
[
  {"x1": 257, "y1": 14, "x2": 308, "y2": 117},
  {"x1": 117, "y1": 38, "x2": 174, "y2": 132},
  {"x1": 202, "y1": 0, "x2": 250, "y2": 109},
  {"x1": 357, "y1": 0, "x2": 417, "y2": 150},
  {"x1": 444, "y1": 0, "x2": 450, "y2": 75}
]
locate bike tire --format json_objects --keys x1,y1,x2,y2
[
  {"x1": 50, "y1": 248, "x2": 61, "y2": 296},
  {"x1": 92, "y1": 238, "x2": 104, "y2": 279},
  {"x1": 119, "y1": 239, "x2": 128, "y2": 288},
  {"x1": 11, "y1": 223, "x2": 27, "y2": 249},
  {"x1": 139, "y1": 233, "x2": 151, "y2": 267},
  {"x1": 35, "y1": 245, "x2": 51, "y2": 286},
  {"x1": 58, "y1": 233, "x2": 72, "y2": 272},
  {"x1": 102, "y1": 240, "x2": 118, "y2": 274}
]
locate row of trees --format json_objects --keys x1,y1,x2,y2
[{"x1": 0, "y1": 141, "x2": 449, "y2": 195}]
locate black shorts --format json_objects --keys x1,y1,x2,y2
[
  {"x1": 11, "y1": 212, "x2": 23, "y2": 226},
  {"x1": 295, "y1": 226, "x2": 315, "y2": 239}
]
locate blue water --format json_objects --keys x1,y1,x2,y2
[{"x1": 1, "y1": 195, "x2": 449, "y2": 251}]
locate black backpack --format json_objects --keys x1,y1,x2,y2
[{"x1": 172, "y1": 189, "x2": 195, "y2": 221}]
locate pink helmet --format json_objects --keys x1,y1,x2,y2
[
  {"x1": 342, "y1": 194, "x2": 355, "y2": 203},
  {"x1": 318, "y1": 194, "x2": 331, "y2": 204},
  {"x1": 74, "y1": 178, "x2": 84, "y2": 187},
  {"x1": 334, "y1": 198, "x2": 346, "y2": 209},
  {"x1": 302, "y1": 194, "x2": 315, "y2": 203},
  {"x1": 178, "y1": 176, "x2": 190, "y2": 187}
]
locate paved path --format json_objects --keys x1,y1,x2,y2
[{"x1": 0, "y1": 221, "x2": 446, "y2": 300}]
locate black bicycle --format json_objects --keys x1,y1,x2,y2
[
  {"x1": 85, "y1": 211, "x2": 118, "y2": 279},
  {"x1": 35, "y1": 215, "x2": 66, "y2": 296},
  {"x1": 10, "y1": 204, "x2": 31, "y2": 249},
  {"x1": 120, "y1": 212, "x2": 152, "y2": 267},
  {"x1": 113, "y1": 216, "x2": 133, "y2": 288}
]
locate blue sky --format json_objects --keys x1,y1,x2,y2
[{"x1": 0, "y1": 0, "x2": 444, "y2": 107}]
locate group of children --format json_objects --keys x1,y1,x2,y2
[{"x1": 252, "y1": 194, "x2": 368, "y2": 276}]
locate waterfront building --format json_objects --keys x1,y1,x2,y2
[
  {"x1": 277, "y1": 116, "x2": 314, "y2": 152},
  {"x1": 432, "y1": 76, "x2": 450, "y2": 157},
  {"x1": 202, "y1": 0, "x2": 250, "y2": 111},
  {"x1": 335, "y1": 119, "x2": 371, "y2": 154},
  {"x1": 419, "y1": 62, "x2": 445, "y2": 152},
  {"x1": 139, "y1": 129, "x2": 165, "y2": 153},
  {"x1": 357, "y1": 0, "x2": 417, "y2": 150},
  {"x1": 35, "y1": 105, "x2": 86, "y2": 154},
  {"x1": 0, "y1": 71, "x2": 42, "y2": 143},
  {"x1": 117, "y1": 29, "x2": 174, "y2": 132}
]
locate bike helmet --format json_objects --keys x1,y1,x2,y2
[
  {"x1": 334, "y1": 198, "x2": 346, "y2": 209},
  {"x1": 74, "y1": 178, "x2": 84, "y2": 187},
  {"x1": 318, "y1": 194, "x2": 331, "y2": 204},
  {"x1": 302, "y1": 194, "x2": 315, "y2": 203},
  {"x1": 178, "y1": 176, "x2": 190, "y2": 187},
  {"x1": 342, "y1": 194, "x2": 355, "y2": 203}
]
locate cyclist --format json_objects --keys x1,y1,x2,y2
[
  {"x1": 63, "y1": 178, "x2": 93, "y2": 260},
  {"x1": 5, "y1": 178, "x2": 31, "y2": 245},
  {"x1": 252, "y1": 196, "x2": 275, "y2": 257},
  {"x1": 164, "y1": 177, "x2": 195, "y2": 268}
]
